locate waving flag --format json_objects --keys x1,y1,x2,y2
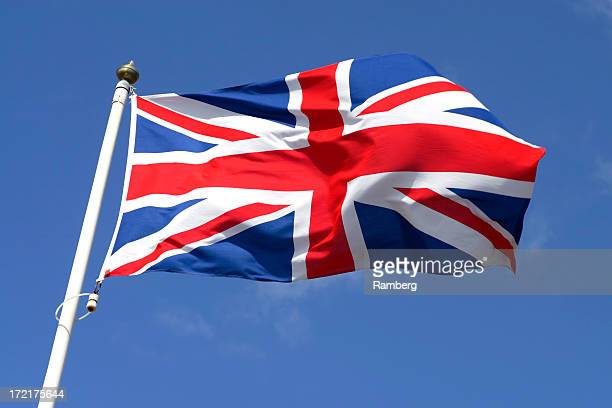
[{"x1": 101, "y1": 53, "x2": 545, "y2": 282}]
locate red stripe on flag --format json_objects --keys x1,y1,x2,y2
[
  {"x1": 106, "y1": 203, "x2": 288, "y2": 277},
  {"x1": 298, "y1": 63, "x2": 355, "y2": 278},
  {"x1": 126, "y1": 123, "x2": 545, "y2": 201},
  {"x1": 397, "y1": 187, "x2": 516, "y2": 271},
  {"x1": 136, "y1": 96, "x2": 259, "y2": 142},
  {"x1": 358, "y1": 81, "x2": 467, "y2": 116},
  {"x1": 298, "y1": 63, "x2": 345, "y2": 144}
]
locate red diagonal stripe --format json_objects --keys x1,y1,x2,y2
[
  {"x1": 358, "y1": 81, "x2": 467, "y2": 116},
  {"x1": 106, "y1": 203, "x2": 288, "y2": 277},
  {"x1": 397, "y1": 187, "x2": 516, "y2": 271},
  {"x1": 136, "y1": 96, "x2": 259, "y2": 142}
]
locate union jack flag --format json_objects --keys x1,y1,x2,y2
[{"x1": 101, "y1": 54, "x2": 545, "y2": 282}]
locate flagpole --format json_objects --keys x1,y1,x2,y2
[{"x1": 38, "y1": 62, "x2": 139, "y2": 408}]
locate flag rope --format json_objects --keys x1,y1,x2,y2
[{"x1": 54, "y1": 293, "x2": 95, "y2": 322}]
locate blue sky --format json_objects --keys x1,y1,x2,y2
[{"x1": 1, "y1": 1, "x2": 612, "y2": 406}]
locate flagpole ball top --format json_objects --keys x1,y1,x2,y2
[{"x1": 116, "y1": 60, "x2": 139, "y2": 84}]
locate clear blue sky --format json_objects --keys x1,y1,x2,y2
[{"x1": 2, "y1": 1, "x2": 612, "y2": 406}]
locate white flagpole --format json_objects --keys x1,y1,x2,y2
[{"x1": 38, "y1": 62, "x2": 139, "y2": 408}]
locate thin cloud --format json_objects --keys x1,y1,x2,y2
[
  {"x1": 221, "y1": 342, "x2": 266, "y2": 360},
  {"x1": 252, "y1": 273, "x2": 360, "y2": 346},
  {"x1": 583, "y1": 0, "x2": 612, "y2": 19},
  {"x1": 157, "y1": 308, "x2": 214, "y2": 339},
  {"x1": 521, "y1": 217, "x2": 553, "y2": 249},
  {"x1": 574, "y1": 0, "x2": 612, "y2": 25},
  {"x1": 273, "y1": 308, "x2": 312, "y2": 348}
]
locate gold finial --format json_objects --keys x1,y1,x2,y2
[{"x1": 116, "y1": 60, "x2": 139, "y2": 84}]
